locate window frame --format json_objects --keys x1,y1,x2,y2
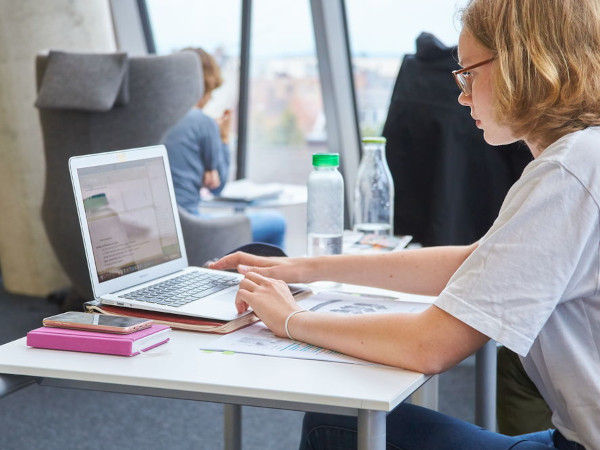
[{"x1": 112, "y1": 0, "x2": 362, "y2": 224}]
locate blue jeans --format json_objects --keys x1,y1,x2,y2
[
  {"x1": 247, "y1": 210, "x2": 286, "y2": 248},
  {"x1": 300, "y1": 403, "x2": 581, "y2": 449}
]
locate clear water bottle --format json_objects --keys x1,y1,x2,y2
[
  {"x1": 353, "y1": 137, "x2": 394, "y2": 236},
  {"x1": 307, "y1": 153, "x2": 344, "y2": 256}
]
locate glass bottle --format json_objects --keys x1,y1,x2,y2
[
  {"x1": 307, "y1": 153, "x2": 344, "y2": 256},
  {"x1": 353, "y1": 137, "x2": 394, "y2": 236}
]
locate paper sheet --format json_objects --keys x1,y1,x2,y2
[
  {"x1": 200, "y1": 291, "x2": 430, "y2": 365},
  {"x1": 342, "y1": 230, "x2": 412, "y2": 254}
]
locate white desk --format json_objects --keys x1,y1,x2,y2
[
  {"x1": 0, "y1": 282, "x2": 497, "y2": 448},
  {"x1": 0, "y1": 302, "x2": 429, "y2": 450}
]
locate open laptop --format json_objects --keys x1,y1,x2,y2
[
  {"x1": 215, "y1": 179, "x2": 283, "y2": 203},
  {"x1": 69, "y1": 145, "x2": 247, "y2": 321}
]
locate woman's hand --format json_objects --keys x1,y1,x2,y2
[
  {"x1": 216, "y1": 109, "x2": 232, "y2": 144},
  {"x1": 202, "y1": 169, "x2": 221, "y2": 190},
  {"x1": 209, "y1": 251, "x2": 317, "y2": 284},
  {"x1": 235, "y1": 271, "x2": 302, "y2": 337}
]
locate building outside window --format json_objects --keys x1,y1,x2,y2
[
  {"x1": 145, "y1": 0, "x2": 463, "y2": 187},
  {"x1": 346, "y1": 0, "x2": 463, "y2": 137}
]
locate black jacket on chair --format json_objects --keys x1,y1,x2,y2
[{"x1": 383, "y1": 33, "x2": 532, "y2": 246}]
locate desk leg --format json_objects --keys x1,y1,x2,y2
[
  {"x1": 223, "y1": 404, "x2": 241, "y2": 450},
  {"x1": 0, "y1": 374, "x2": 39, "y2": 399},
  {"x1": 409, "y1": 374, "x2": 439, "y2": 411},
  {"x1": 357, "y1": 410, "x2": 386, "y2": 450},
  {"x1": 475, "y1": 340, "x2": 497, "y2": 431}
]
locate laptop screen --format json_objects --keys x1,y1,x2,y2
[{"x1": 76, "y1": 156, "x2": 182, "y2": 283}]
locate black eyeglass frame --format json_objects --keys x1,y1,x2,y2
[{"x1": 452, "y1": 57, "x2": 496, "y2": 95}]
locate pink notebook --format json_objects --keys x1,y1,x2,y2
[{"x1": 26, "y1": 324, "x2": 171, "y2": 356}]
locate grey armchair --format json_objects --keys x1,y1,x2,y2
[{"x1": 36, "y1": 50, "x2": 251, "y2": 303}]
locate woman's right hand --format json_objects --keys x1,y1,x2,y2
[
  {"x1": 209, "y1": 251, "x2": 317, "y2": 284},
  {"x1": 217, "y1": 109, "x2": 232, "y2": 144}
]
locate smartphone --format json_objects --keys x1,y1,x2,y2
[{"x1": 43, "y1": 312, "x2": 153, "y2": 334}]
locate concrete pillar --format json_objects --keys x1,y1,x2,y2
[{"x1": 0, "y1": 0, "x2": 116, "y2": 296}]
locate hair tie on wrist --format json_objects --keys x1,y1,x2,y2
[{"x1": 284, "y1": 309, "x2": 309, "y2": 340}]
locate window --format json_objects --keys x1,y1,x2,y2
[
  {"x1": 145, "y1": 0, "x2": 242, "y2": 173},
  {"x1": 145, "y1": 0, "x2": 323, "y2": 187},
  {"x1": 145, "y1": 0, "x2": 465, "y2": 182},
  {"x1": 345, "y1": 0, "x2": 464, "y2": 137},
  {"x1": 142, "y1": 0, "x2": 467, "y2": 255},
  {"x1": 246, "y1": 0, "x2": 324, "y2": 185}
]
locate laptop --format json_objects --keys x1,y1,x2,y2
[
  {"x1": 215, "y1": 179, "x2": 283, "y2": 203},
  {"x1": 69, "y1": 145, "x2": 247, "y2": 321}
]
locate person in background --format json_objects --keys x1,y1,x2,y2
[
  {"x1": 164, "y1": 47, "x2": 286, "y2": 248},
  {"x1": 211, "y1": 0, "x2": 600, "y2": 448}
]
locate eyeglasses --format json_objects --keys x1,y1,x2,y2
[{"x1": 452, "y1": 57, "x2": 496, "y2": 96}]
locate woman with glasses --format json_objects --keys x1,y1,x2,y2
[{"x1": 211, "y1": 0, "x2": 600, "y2": 448}]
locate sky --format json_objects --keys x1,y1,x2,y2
[{"x1": 146, "y1": 0, "x2": 466, "y2": 58}]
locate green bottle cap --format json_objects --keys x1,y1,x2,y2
[
  {"x1": 312, "y1": 153, "x2": 339, "y2": 167},
  {"x1": 362, "y1": 137, "x2": 386, "y2": 144}
]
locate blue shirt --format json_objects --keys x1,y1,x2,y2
[{"x1": 163, "y1": 108, "x2": 230, "y2": 214}]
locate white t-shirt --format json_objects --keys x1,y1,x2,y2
[{"x1": 435, "y1": 127, "x2": 600, "y2": 449}]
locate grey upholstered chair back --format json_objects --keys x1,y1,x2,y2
[{"x1": 35, "y1": 51, "x2": 250, "y2": 301}]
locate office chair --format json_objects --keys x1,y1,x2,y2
[{"x1": 35, "y1": 50, "x2": 251, "y2": 304}]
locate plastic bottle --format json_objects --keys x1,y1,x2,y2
[
  {"x1": 353, "y1": 137, "x2": 394, "y2": 235},
  {"x1": 307, "y1": 153, "x2": 344, "y2": 256}
]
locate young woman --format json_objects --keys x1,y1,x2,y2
[
  {"x1": 211, "y1": 0, "x2": 600, "y2": 447},
  {"x1": 164, "y1": 48, "x2": 286, "y2": 248}
]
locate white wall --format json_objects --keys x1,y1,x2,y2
[{"x1": 0, "y1": 0, "x2": 116, "y2": 296}]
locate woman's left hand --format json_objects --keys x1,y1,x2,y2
[
  {"x1": 202, "y1": 169, "x2": 221, "y2": 190},
  {"x1": 236, "y1": 271, "x2": 301, "y2": 337}
]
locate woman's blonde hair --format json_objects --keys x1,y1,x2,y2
[
  {"x1": 460, "y1": 0, "x2": 600, "y2": 148},
  {"x1": 184, "y1": 47, "x2": 223, "y2": 95}
]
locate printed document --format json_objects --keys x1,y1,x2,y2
[{"x1": 201, "y1": 291, "x2": 431, "y2": 365}]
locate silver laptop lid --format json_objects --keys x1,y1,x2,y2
[{"x1": 69, "y1": 145, "x2": 189, "y2": 299}]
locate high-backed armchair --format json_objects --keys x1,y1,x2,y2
[{"x1": 35, "y1": 51, "x2": 251, "y2": 303}]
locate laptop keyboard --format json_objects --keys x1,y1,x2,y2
[{"x1": 120, "y1": 271, "x2": 240, "y2": 307}]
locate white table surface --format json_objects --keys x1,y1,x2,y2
[
  {"x1": 0, "y1": 286, "x2": 436, "y2": 450},
  {"x1": 0, "y1": 281, "x2": 501, "y2": 449},
  {"x1": 0, "y1": 328, "x2": 427, "y2": 413},
  {"x1": 0, "y1": 278, "x2": 499, "y2": 450}
]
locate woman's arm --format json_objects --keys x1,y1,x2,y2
[
  {"x1": 209, "y1": 111, "x2": 231, "y2": 196},
  {"x1": 212, "y1": 243, "x2": 482, "y2": 371},
  {"x1": 210, "y1": 140, "x2": 230, "y2": 196},
  {"x1": 234, "y1": 271, "x2": 488, "y2": 373},
  {"x1": 308, "y1": 243, "x2": 478, "y2": 296},
  {"x1": 211, "y1": 242, "x2": 478, "y2": 296},
  {"x1": 292, "y1": 305, "x2": 489, "y2": 373}
]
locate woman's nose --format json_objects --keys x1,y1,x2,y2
[{"x1": 457, "y1": 91, "x2": 472, "y2": 107}]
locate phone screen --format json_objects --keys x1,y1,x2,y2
[{"x1": 43, "y1": 312, "x2": 152, "y2": 333}]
